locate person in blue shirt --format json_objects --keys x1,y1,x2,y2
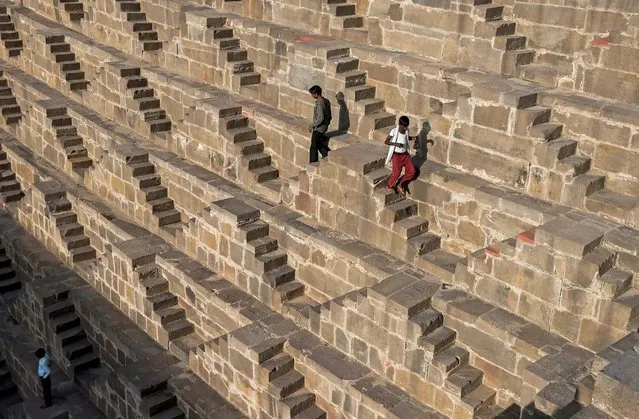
[{"x1": 35, "y1": 348, "x2": 52, "y2": 408}]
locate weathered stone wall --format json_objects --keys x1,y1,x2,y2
[
  {"x1": 0, "y1": 212, "x2": 244, "y2": 419},
  {"x1": 538, "y1": 90, "x2": 639, "y2": 199},
  {"x1": 5, "y1": 6, "x2": 276, "y2": 193},
  {"x1": 495, "y1": 0, "x2": 639, "y2": 102},
  {"x1": 11, "y1": 0, "x2": 639, "y2": 233},
  {"x1": 227, "y1": 0, "x2": 639, "y2": 103},
  {"x1": 454, "y1": 218, "x2": 639, "y2": 353}
]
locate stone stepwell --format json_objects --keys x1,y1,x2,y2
[{"x1": 0, "y1": 0, "x2": 637, "y2": 418}]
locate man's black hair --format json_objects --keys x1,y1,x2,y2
[
  {"x1": 35, "y1": 348, "x2": 46, "y2": 358},
  {"x1": 309, "y1": 85, "x2": 322, "y2": 96},
  {"x1": 398, "y1": 115, "x2": 410, "y2": 126}
]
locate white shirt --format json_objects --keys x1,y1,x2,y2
[{"x1": 389, "y1": 127, "x2": 409, "y2": 154}]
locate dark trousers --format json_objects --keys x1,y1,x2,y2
[
  {"x1": 309, "y1": 130, "x2": 329, "y2": 163},
  {"x1": 40, "y1": 376, "x2": 52, "y2": 407}
]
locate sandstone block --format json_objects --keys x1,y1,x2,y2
[
  {"x1": 593, "y1": 350, "x2": 639, "y2": 418},
  {"x1": 473, "y1": 105, "x2": 510, "y2": 132},
  {"x1": 536, "y1": 218, "x2": 603, "y2": 257},
  {"x1": 513, "y1": 4, "x2": 586, "y2": 29},
  {"x1": 212, "y1": 198, "x2": 260, "y2": 227}
]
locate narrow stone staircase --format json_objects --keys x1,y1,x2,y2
[
  {"x1": 219, "y1": 111, "x2": 279, "y2": 185},
  {"x1": 238, "y1": 217, "x2": 306, "y2": 308},
  {"x1": 518, "y1": 102, "x2": 633, "y2": 218},
  {"x1": 206, "y1": 17, "x2": 261, "y2": 90},
  {"x1": 471, "y1": 0, "x2": 535, "y2": 74},
  {"x1": 123, "y1": 362, "x2": 188, "y2": 419},
  {"x1": 326, "y1": 0, "x2": 364, "y2": 30},
  {"x1": 132, "y1": 262, "x2": 196, "y2": 349},
  {"x1": 316, "y1": 284, "x2": 497, "y2": 417},
  {"x1": 522, "y1": 105, "x2": 603, "y2": 195},
  {"x1": 139, "y1": 386, "x2": 186, "y2": 419},
  {"x1": 0, "y1": 72, "x2": 21, "y2": 125},
  {"x1": 0, "y1": 240, "x2": 20, "y2": 294},
  {"x1": 0, "y1": 7, "x2": 23, "y2": 58},
  {"x1": 324, "y1": 47, "x2": 395, "y2": 139},
  {"x1": 0, "y1": 358, "x2": 22, "y2": 413},
  {"x1": 505, "y1": 227, "x2": 639, "y2": 333},
  {"x1": 45, "y1": 295, "x2": 101, "y2": 377},
  {"x1": 126, "y1": 154, "x2": 182, "y2": 234},
  {"x1": 115, "y1": 0, "x2": 163, "y2": 51},
  {"x1": 45, "y1": 195, "x2": 97, "y2": 263},
  {"x1": 325, "y1": 48, "x2": 395, "y2": 139},
  {"x1": 596, "y1": 243, "x2": 639, "y2": 332},
  {"x1": 45, "y1": 35, "x2": 90, "y2": 91},
  {"x1": 121, "y1": 67, "x2": 172, "y2": 133},
  {"x1": 258, "y1": 341, "x2": 326, "y2": 418},
  {"x1": 45, "y1": 107, "x2": 93, "y2": 174},
  {"x1": 364, "y1": 167, "x2": 463, "y2": 280},
  {"x1": 59, "y1": 0, "x2": 85, "y2": 22},
  {"x1": 0, "y1": 149, "x2": 24, "y2": 203}
]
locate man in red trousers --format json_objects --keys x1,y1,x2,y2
[{"x1": 385, "y1": 115, "x2": 417, "y2": 194}]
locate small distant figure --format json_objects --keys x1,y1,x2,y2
[
  {"x1": 308, "y1": 85, "x2": 332, "y2": 163},
  {"x1": 35, "y1": 348, "x2": 52, "y2": 409},
  {"x1": 385, "y1": 115, "x2": 417, "y2": 194}
]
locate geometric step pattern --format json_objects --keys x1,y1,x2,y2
[
  {"x1": 326, "y1": 0, "x2": 364, "y2": 29},
  {"x1": 133, "y1": 262, "x2": 196, "y2": 348},
  {"x1": 0, "y1": 148, "x2": 24, "y2": 203},
  {"x1": 45, "y1": 195, "x2": 97, "y2": 264},
  {"x1": 45, "y1": 296, "x2": 101, "y2": 376},
  {"x1": 116, "y1": 0, "x2": 163, "y2": 52},
  {"x1": 0, "y1": 72, "x2": 21, "y2": 125},
  {"x1": 59, "y1": 0, "x2": 85, "y2": 22},
  {"x1": 219, "y1": 111, "x2": 279, "y2": 185},
  {"x1": 126, "y1": 154, "x2": 182, "y2": 233},
  {"x1": 0, "y1": 6, "x2": 23, "y2": 58},
  {"x1": 0, "y1": 239, "x2": 20, "y2": 294},
  {"x1": 45, "y1": 107, "x2": 93, "y2": 174},
  {"x1": 393, "y1": 288, "x2": 498, "y2": 415},
  {"x1": 257, "y1": 339, "x2": 326, "y2": 419},
  {"x1": 0, "y1": 358, "x2": 21, "y2": 413},
  {"x1": 364, "y1": 167, "x2": 463, "y2": 281},
  {"x1": 524, "y1": 104, "x2": 606, "y2": 206},
  {"x1": 120, "y1": 66, "x2": 172, "y2": 133},
  {"x1": 321, "y1": 286, "x2": 497, "y2": 417},
  {"x1": 325, "y1": 47, "x2": 395, "y2": 137},
  {"x1": 472, "y1": 0, "x2": 535, "y2": 74},
  {"x1": 45, "y1": 35, "x2": 90, "y2": 91},
  {"x1": 139, "y1": 387, "x2": 187, "y2": 419},
  {"x1": 238, "y1": 216, "x2": 306, "y2": 307},
  {"x1": 207, "y1": 16, "x2": 261, "y2": 89}
]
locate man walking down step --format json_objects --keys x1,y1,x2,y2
[
  {"x1": 385, "y1": 115, "x2": 417, "y2": 195},
  {"x1": 35, "y1": 348, "x2": 53, "y2": 409},
  {"x1": 308, "y1": 85, "x2": 332, "y2": 163}
]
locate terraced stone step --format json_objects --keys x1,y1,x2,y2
[
  {"x1": 418, "y1": 249, "x2": 463, "y2": 281},
  {"x1": 140, "y1": 391, "x2": 178, "y2": 416},
  {"x1": 445, "y1": 365, "x2": 483, "y2": 398},
  {"x1": 70, "y1": 352, "x2": 100, "y2": 373}
]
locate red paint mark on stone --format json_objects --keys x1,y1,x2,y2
[
  {"x1": 485, "y1": 244, "x2": 500, "y2": 258},
  {"x1": 518, "y1": 229, "x2": 535, "y2": 244},
  {"x1": 296, "y1": 34, "x2": 333, "y2": 43},
  {"x1": 591, "y1": 37, "x2": 610, "y2": 48},
  {"x1": 296, "y1": 35, "x2": 319, "y2": 43}
]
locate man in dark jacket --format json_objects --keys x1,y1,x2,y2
[{"x1": 308, "y1": 85, "x2": 332, "y2": 163}]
